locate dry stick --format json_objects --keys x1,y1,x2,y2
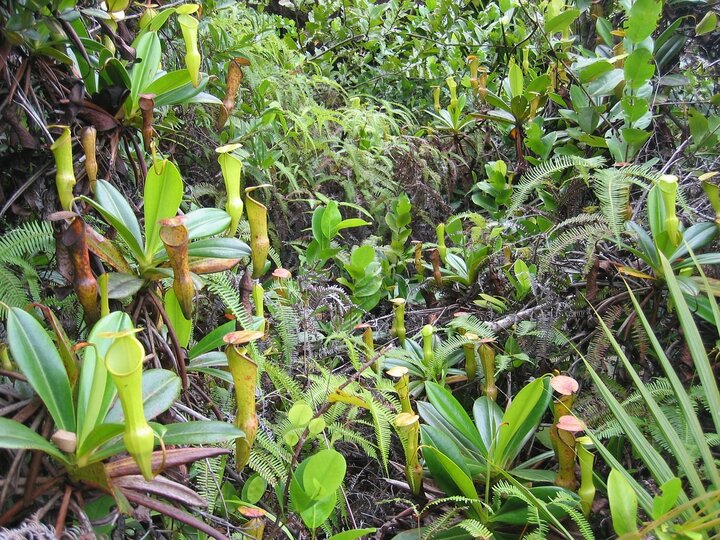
[
  {"x1": 484, "y1": 303, "x2": 551, "y2": 332},
  {"x1": 121, "y1": 489, "x2": 230, "y2": 540},
  {"x1": 54, "y1": 485, "x2": 73, "y2": 538},
  {"x1": 0, "y1": 409, "x2": 44, "y2": 509},
  {"x1": 0, "y1": 162, "x2": 52, "y2": 219},
  {"x1": 0, "y1": 476, "x2": 64, "y2": 527},
  {"x1": 268, "y1": 345, "x2": 392, "y2": 537},
  {"x1": 23, "y1": 417, "x2": 51, "y2": 507},
  {"x1": 189, "y1": 380, "x2": 224, "y2": 421},
  {"x1": 147, "y1": 290, "x2": 188, "y2": 391}
]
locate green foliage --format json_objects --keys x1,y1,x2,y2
[{"x1": 0, "y1": 221, "x2": 54, "y2": 315}]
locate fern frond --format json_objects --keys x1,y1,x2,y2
[{"x1": 509, "y1": 155, "x2": 605, "y2": 213}]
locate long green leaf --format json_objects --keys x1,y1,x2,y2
[
  {"x1": 7, "y1": 308, "x2": 75, "y2": 432},
  {"x1": 184, "y1": 208, "x2": 232, "y2": 240},
  {"x1": 423, "y1": 446, "x2": 485, "y2": 520},
  {"x1": 160, "y1": 421, "x2": 244, "y2": 445},
  {"x1": 425, "y1": 382, "x2": 485, "y2": 451},
  {"x1": 586, "y1": 432, "x2": 654, "y2": 513},
  {"x1": 82, "y1": 180, "x2": 144, "y2": 261},
  {"x1": 128, "y1": 31, "x2": 161, "y2": 115},
  {"x1": 661, "y1": 253, "x2": 720, "y2": 434},
  {"x1": 494, "y1": 377, "x2": 551, "y2": 469},
  {"x1": 143, "y1": 159, "x2": 183, "y2": 261},
  {"x1": 608, "y1": 469, "x2": 640, "y2": 536},
  {"x1": 624, "y1": 280, "x2": 720, "y2": 492},
  {"x1": 581, "y1": 354, "x2": 678, "y2": 494},
  {"x1": 593, "y1": 291, "x2": 707, "y2": 497},
  {"x1": 0, "y1": 417, "x2": 69, "y2": 463}
]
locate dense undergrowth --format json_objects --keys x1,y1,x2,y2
[{"x1": 1, "y1": 0, "x2": 719, "y2": 538}]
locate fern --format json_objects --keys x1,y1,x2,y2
[
  {"x1": 591, "y1": 166, "x2": 650, "y2": 238},
  {"x1": 508, "y1": 155, "x2": 605, "y2": 213},
  {"x1": 0, "y1": 220, "x2": 54, "y2": 315},
  {"x1": 540, "y1": 213, "x2": 612, "y2": 276}
]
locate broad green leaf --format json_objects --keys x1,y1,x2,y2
[
  {"x1": 7, "y1": 308, "x2": 75, "y2": 432},
  {"x1": 695, "y1": 11, "x2": 717, "y2": 36},
  {"x1": 288, "y1": 403, "x2": 314, "y2": 427},
  {"x1": 0, "y1": 417, "x2": 68, "y2": 463},
  {"x1": 493, "y1": 377, "x2": 550, "y2": 468},
  {"x1": 186, "y1": 238, "x2": 251, "y2": 259},
  {"x1": 335, "y1": 218, "x2": 369, "y2": 236},
  {"x1": 328, "y1": 529, "x2": 377, "y2": 540},
  {"x1": 184, "y1": 208, "x2": 232, "y2": 240},
  {"x1": 77, "y1": 312, "x2": 133, "y2": 450},
  {"x1": 508, "y1": 60, "x2": 523, "y2": 99},
  {"x1": 165, "y1": 288, "x2": 191, "y2": 349},
  {"x1": 144, "y1": 69, "x2": 192, "y2": 98},
  {"x1": 624, "y1": 48, "x2": 655, "y2": 89},
  {"x1": 302, "y1": 448, "x2": 346, "y2": 499},
  {"x1": 545, "y1": 9, "x2": 580, "y2": 34},
  {"x1": 77, "y1": 423, "x2": 124, "y2": 458},
  {"x1": 625, "y1": 0, "x2": 663, "y2": 43},
  {"x1": 424, "y1": 382, "x2": 484, "y2": 451},
  {"x1": 105, "y1": 273, "x2": 145, "y2": 299},
  {"x1": 188, "y1": 320, "x2": 234, "y2": 359},
  {"x1": 160, "y1": 421, "x2": 244, "y2": 445},
  {"x1": 154, "y1": 237, "x2": 251, "y2": 263},
  {"x1": 608, "y1": 469, "x2": 639, "y2": 536},
  {"x1": 668, "y1": 223, "x2": 718, "y2": 263},
  {"x1": 85, "y1": 181, "x2": 144, "y2": 261},
  {"x1": 300, "y1": 493, "x2": 336, "y2": 530},
  {"x1": 187, "y1": 352, "x2": 227, "y2": 368},
  {"x1": 144, "y1": 159, "x2": 183, "y2": 260},
  {"x1": 105, "y1": 369, "x2": 181, "y2": 423},
  {"x1": 321, "y1": 201, "x2": 342, "y2": 240},
  {"x1": 653, "y1": 477, "x2": 682, "y2": 519},
  {"x1": 241, "y1": 474, "x2": 267, "y2": 505},
  {"x1": 423, "y1": 446, "x2": 484, "y2": 519},
  {"x1": 128, "y1": 31, "x2": 162, "y2": 114},
  {"x1": 473, "y1": 397, "x2": 502, "y2": 456}
]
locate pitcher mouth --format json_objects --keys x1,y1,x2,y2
[{"x1": 105, "y1": 333, "x2": 145, "y2": 377}]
